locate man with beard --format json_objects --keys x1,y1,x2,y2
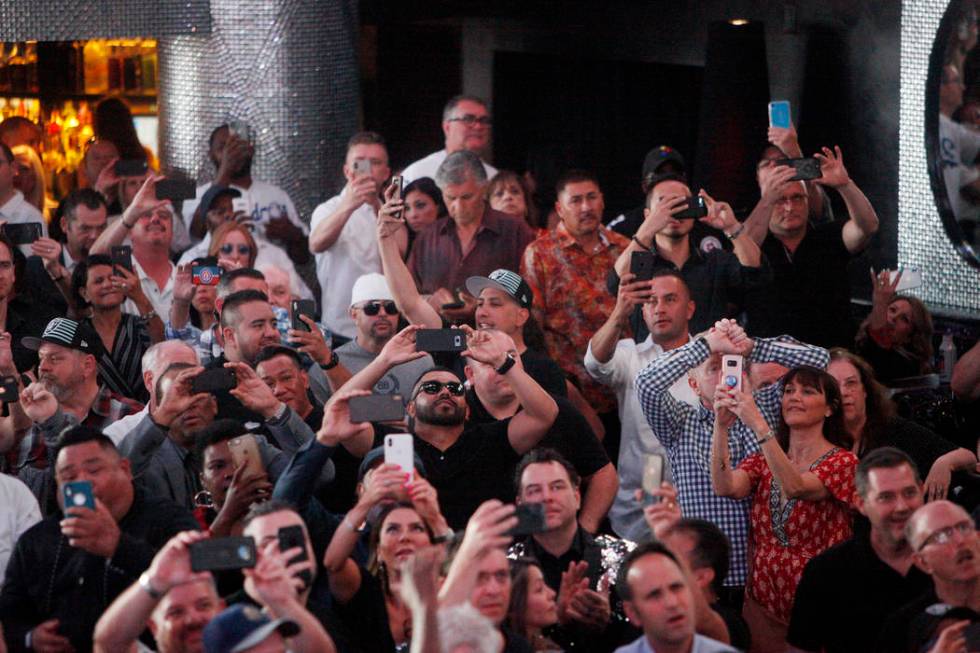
[
  {"x1": 334, "y1": 273, "x2": 432, "y2": 402},
  {"x1": 337, "y1": 325, "x2": 558, "y2": 529},
  {"x1": 183, "y1": 124, "x2": 309, "y2": 264},
  {"x1": 15, "y1": 318, "x2": 143, "y2": 510},
  {"x1": 23, "y1": 188, "x2": 108, "y2": 315}
]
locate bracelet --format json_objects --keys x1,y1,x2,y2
[
  {"x1": 756, "y1": 429, "x2": 776, "y2": 446},
  {"x1": 725, "y1": 224, "x2": 745, "y2": 241},
  {"x1": 631, "y1": 235, "x2": 651, "y2": 251},
  {"x1": 432, "y1": 531, "x2": 456, "y2": 545},
  {"x1": 495, "y1": 353, "x2": 517, "y2": 375},
  {"x1": 139, "y1": 572, "x2": 164, "y2": 600},
  {"x1": 319, "y1": 351, "x2": 340, "y2": 371},
  {"x1": 140, "y1": 310, "x2": 157, "y2": 322}
]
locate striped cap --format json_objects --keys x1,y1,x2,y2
[
  {"x1": 465, "y1": 269, "x2": 533, "y2": 309},
  {"x1": 22, "y1": 317, "x2": 101, "y2": 356}
]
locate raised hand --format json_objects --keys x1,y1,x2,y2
[
  {"x1": 317, "y1": 388, "x2": 372, "y2": 446},
  {"x1": 557, "y1": 560, "x2": 590, "y2": 626},
  {"x1": 757, "y1": 161, "x2": 798, "y2": 203},
  {"x1": 378, "y1": 324, "x2": 428, "y2": 368},
  {"x1": 61, "y1": 497, "x2": 121, "y2": 557},
  {"x1": 455, "y1": 500, "x2": 517, "y2": 561},
  {"x1": 638, "y1": 192, "x2": 689, "y2": 238},
  {"x1": 20, "y1": 381, "x2": 58, "y2": 423},
  {"x1": 813, "y1": 145, "x2": 851, "y2": 188},
  {"x1": 151, "y1": 366, "x2": 208, "y2": 428},
  {"x1": 639, "y1": 482, "x2": 682, "y2": 540},
  {"x1": 360, "y1": 463, "x2": 411, "y2": 507},
  {"x1": 698, "y1": 190, "x2": 739, "y2": 233},
  {"x1": 767, "y1": 123, "x2": 802, "y2": 158},
  {"x1": 121, "y1": 175, "x2": 169, "y2": 227},
  {"x1": 288, "y1": 314, "x2": 332, "y2": 366},
  {"x1": 145, "y1": 530, "x2": 212, "y2": 593},
  {"x1": 459, "y1": 325, "x2": 517, "y2": 369},
  {"x1": 341, "y1": 172, "x2": 380, "y2": 213}
]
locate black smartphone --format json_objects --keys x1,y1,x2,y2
[
  {"x1": 507, "y1": 503, "x2": 547, "y2": 537},
  {"x1": 156, "y1": 179, "x2": 197, "y2": 202},
  {"x1": 391, "y1": 175, "x2": 404, "y2": 219},
  {"x1": 278, "y1": 524, "x2": 313, "y2": 589},
  {"x1": 114, "y1": 159, "x2": 148, "y2": 177},
  {"x1": 291, "y1": 299, "x2": 316, "y2": 333},
  {"x1": 3, "y1": 222, "x2": 41, "y2": 245},
  {"x1": 348, "y1": 394, "x2": 406, "y2": 423},
  {"x1": 111, "y1": 245, "x2": 133, "y2": 274},
  {"x1": 190, "y1": 368, "x2": 238, "y2": 394},
  {"x1": 674, "y1": 195, "x2": 708, "y2": 219},
  {"x1": 415, "y1": 329, "x2": 466, "y2": 352},
  {"x1": 189, "y1": 537, "x2": 257, "y2": 572},
  {"x1": 0, "y1": 375, "x2": 19, "y2": 403},
  {"x1": 774, "y1": 157, "x2": 822, "y2": 181},
  {"x1": 629, "y1": 251, "x2": 656, "y2": 282}
]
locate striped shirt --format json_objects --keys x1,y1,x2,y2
[
  {"x1": 635, "y1": 336, "x2": 829, "y2": 586},
  {"x1": 87, "y1": 313, "x2": 151, "y2": 403}
]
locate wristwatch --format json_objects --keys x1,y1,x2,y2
[
  {"x1": 319, "y1": 351, "x2": 339, "y2": 371},
  {"x1": 756, "y1": 429, "x2": 776, "y2": 446},
  {"x1": 495, "y1": 352, "x2": 517, "y2": 375},
  {"x1": 139, "y1": 572, "x2": 164, "y2": 600}
]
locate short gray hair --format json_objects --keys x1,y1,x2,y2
[
  {"x1": 437, "y1": 603, "x2": 502, "y2": 653},
  {"x1": 435, "y1": 150, "x2": 487, "y2": 189},
  {"x1": 141, "y1": 340, "x2": 197, "y2": 376},
  {"x1": 442, "y1": 95, "x2": 488, "y2": 122}
]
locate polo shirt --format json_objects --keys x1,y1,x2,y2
[
  {"x1": 413, "y1": 418, "x2": 519, "y2": 530},
  {"x1": 407, "y1": 207, "x2": 536, "y2": 295},
  {"x1": 788, "y1": 533, "x2": 931, "y2": 653},
  {"x1": 759, "y1": 220, "x2": 854, "y2": 348}
]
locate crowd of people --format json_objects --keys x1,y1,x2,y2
[{"x1": 0, "y1": 87, "x2": 978, "y2": 653}]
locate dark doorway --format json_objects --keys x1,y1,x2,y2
[{"x1": 492, "y1": 51, "x2": 703, "y2": 217}]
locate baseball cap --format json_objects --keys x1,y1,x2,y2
[
  {"x1": 642, "y1": 146, "x2": 686, "y2": 178},
  {"x1": 350, "y1": 273, "x2": 394, "y2": 306},
  {"x1": 199, "y1": 185, "x2": 242, "y2": 218},
  {"x1": 203, "y1": 604, "x2": 300, "y2": 653},
  {"x1": 465, "y1": 269, "x2": 533, "y2": 309},
  {"x1": 22, "y1": 318, "x2": 102, "y2": 356}
]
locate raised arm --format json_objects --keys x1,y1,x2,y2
[
  {"x1": 709, "y1": 389, "x2": 753, "y2": 500},
  {"x1": 438, "y1": 500, "x2": 516, "y2": 607},
  {"x1": 952, "y1": 338, "x2": 980, "y2": 401},
  {"x1": 743, "y1": 162, "x2": 798, "y2": 246},
  {"x1": 91, "y1": 175, "x2": 169, "y2": 255},
  {"x1": 335, "y1": 324, "x2": 428, "y2": 395},
  {"x1": 611, "y1": 191, "x2": 688, "y2": 277},
  {"x1": 586, "y1": 272, "x2": 653, "y2": 367},
  {"x1": 309, "y1": 175, "x2": 378, "y2": 254},
  {"x1": 699, "y1": 191, "x2": 761, "y2": 268},
  {"x1": 813, "y1": 146, "x2": 879, "y2": 254}
]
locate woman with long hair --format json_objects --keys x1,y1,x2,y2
[
  {"x1": 828, "y1": 348, "x2": 976, "y2": 500},
  {"x1": 711, "y1": 366, "x2": 857, "y2": 653},
  {"x1": 506, "y1": 557, "x2": 561, "y2": 652},
  {"x1": 487, "y1": 170, "x2": 543, "y2": 233},
  {"x1": 855, "y1": 270, "x2": 934, "y2": 383}
]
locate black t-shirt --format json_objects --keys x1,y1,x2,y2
[
  {"x1": 414, "y1": 418, "x2": 521, "y2": 530},
  {"x1": 466, "y1": 393, "x2": 609, "y2": 479},
  {"x1": 875, "y1": 589, "x2": 940, "y2": 653},
  {"x1": 758, "y1": 220, "x2": 854, "y2": 347},
  {"x1": 332, "y1": 570, "x2": 398, "y2": 653},
  {"x1": 788, "y1": 534, "x2": 932, "y2": 653}
]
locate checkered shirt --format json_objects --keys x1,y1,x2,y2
[{"x1": 635, "y1": 336, "x2": 829, "y2": 586}]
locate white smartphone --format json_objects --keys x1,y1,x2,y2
[
  {"x1": 353, "y1": 158, "x2": 371, "y2": 177},
  {"x1": 768, "y1": 100, "x2": 791, "y2": 128},
  {"x1": 722, "y1": 355, "x2": 744, "y2": 393},
  {"x1": 642, "y1": 454, "x2": 665, "y2": 506},
  {"x1": 888, "y1": 267, "x2": 923, "y2": 292},
  {"x1": 384, "y1": 433, "x2": 414, "y2": 481},
  {"x1": 231, "y1": 197, "x2": 248, "y2": 215}
]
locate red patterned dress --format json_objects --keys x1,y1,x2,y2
[{"x1": 737, "y1": 447, "x2": 857, "y2": 623}]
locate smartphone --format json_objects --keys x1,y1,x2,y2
[
  {"x1": 674, "y1": 195, "x2": 708, "y2": 219},
  {"x1": 353, "y1": 158, "x2": 371, "y2": 177},
  {"x1": 390, "y1": 175, "x2": 404, "y2": 219},
  {"x1": 0, "y1": 375, "x2": 19, "y2": 403},
  {"x1": 630, "y1": 251, "x2": 656, "y2": 282},
  {"x1": 349, "y1": 394, "x2": 406, "y2": 423},
  {"x1": 114, "y1": 158, "x2": 148, "y2": 177},
  {"x1": 384, "y1": 433, "x2": 415, "y2": 480},
  {"x1": 190, "y1": 367, "x2": 238, "y2": 394},
  {"x1": 278, "y1": 524, "x2": 313, "y2": 590},
  {"x1": 642, "y1": 454, "x2": 665, "y2": 506},
  {"x1": 62, "y1": 480, "x2": 96, "y2": 511},
  {"x1": 231, "y1": 197, "x2": 249, "y2": 215},
  {"x1": 722, "y1": 355, "x2": 743, "y2": 393},
  {"x1": 291, "y1": 299, "x2": 316, "y2": 333},
  {"x1": 227, "y1": 434, "x2": 264, "y2": 479},
  {"x1": 192, "y1": 265, "x2": 222, "y2": 286},
  {"x1": 774, "y1": 157, "x2": 822, "y2": 182},
  {"x1": 508, "y1": 503, "x2": 547, "y2": 537},
  {"x1": 3, "y1": 222, "x2": 41, "y2": 245},
  {"x1": 415, "y1": 329, "x2": 466, "y2": 352},
  {"x1": 190, "y1": 537, "x2": 257, "y2": 572},
  {"x1": 889, "y1": 267, "x2": 924, "y2": 291},
  {"x1": 768, "y1": 100, "x2": 792, "y2": 129},
  {"x1": 111, "y1": 245, "x2": 133, "y2": 274},
  {"x1": 156, "y1": 179, "x2": 197, "y2": 202},
  {"x1": 227, "y1": 120, "x2": 254, "y2": 143}
]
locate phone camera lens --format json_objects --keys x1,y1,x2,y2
[{"x1": 725, "y1": 375, "x2": 738, "y2": 387}]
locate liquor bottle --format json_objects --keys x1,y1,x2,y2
[{"x1": 83, "y1": 39, "x2": 109, "y2": 94}]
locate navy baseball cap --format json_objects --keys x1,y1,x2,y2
[
  {"x1": 199, "y1": 185, "x2": 241, "y2": 218},
  {"x1": 203, "y1": 604, "x2": 299, "y2": 653}
]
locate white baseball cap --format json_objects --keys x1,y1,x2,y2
[{"x1": 350, "y1": 273, "x2": 395, "y2": 306}]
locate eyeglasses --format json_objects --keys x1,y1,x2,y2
[
  {"x1": 448, "y1": 114, "x2": 492, "y2": 127},
  {"x1": 361, "y1": 301, "x2": 398, "y2": 316},
  {"x1": 220, "y1": 244, "x2": 251, "y2": 256},
  {"x1": 918, "y1": 520, "x2": 975, "y2": 551},
  {"x1": 414, "y1": 380, "x2": 466, "y2": 398}
]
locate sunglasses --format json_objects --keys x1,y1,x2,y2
[
  {"x1": 414, "y1": 380, "x2": 466, "y2": 397},
  {"x1": 220, "y1": 244, "x2": 251, "y2": 256},
  {"x1": 361, "y1": 301, "x2": 398, "y2": 316}
]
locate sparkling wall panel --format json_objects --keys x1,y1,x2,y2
[
  {"x1": 159, "y1": 0, "x2": 360, "y2": 222},
  {"x1": 0, "y1": 1, "x2": 210, "y2": 40},
  {"x1": 900, "y1": 0, "x2": 980, "y2": 316}
]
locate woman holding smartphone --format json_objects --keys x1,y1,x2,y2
[{"x1": 710, "y1": 366, "x2": 857, "y2": 653}]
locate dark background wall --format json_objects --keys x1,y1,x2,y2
[{"x1": 358, "y1": 0, "x2": 902, "y2": 295}]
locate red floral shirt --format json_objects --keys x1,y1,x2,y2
[
  {"x1": 738, "y1": 447, "x2": 857, "y2": 624},
  {"x1": 520, "y1": 223, "x2": 629, "y2": 413}
]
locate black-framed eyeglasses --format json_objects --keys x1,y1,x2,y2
[
  {"x1": 918, "y1": 520, "x2": 975, "y2": 551},
  {"x1": 361, "y1": 301, "x2": 398, "y2": 316},
  {"x1": 220, "y1": 243, "x2": 251, "y2": 256},
  {"x1": 414, "y1": 380, "x2": 465, "y2": 398},
  {"x1": 448, "y1": 114, "x2": 492, "y2": 126}
]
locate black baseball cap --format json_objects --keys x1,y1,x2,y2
[
  {"x1": 22, "y1": 318, "x2": 102, "y2": 356},
  {"x1": 199, "y1": 185, "x2": 241, "y2": 218},
  {"x1": 642, "y1": 146, "x2": 686, "y2": 178}
]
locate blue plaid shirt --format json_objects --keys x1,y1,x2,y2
[{"x1": 635, "y1": 336, "x2": 828, "y2": 586}]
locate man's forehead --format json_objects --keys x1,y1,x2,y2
[
  {"x1": 867, "y1": 463, "x2": 917, "y2": 491},
  {"x1": 258, "y1": 354, "x2": 301, "y2": 373},
  {"x1": 561, "y1": 180, "x2": 601, "y2": 198},
  {"x1": 419, "y1": 370, "x2": 460, "y2": 385},
  {"x1": 652, "y1": 180, "x2": 690, "y2": 200},
  {"x1": 649, "y1": 275, "x2": 687, "y2": 297},
  {"x1": 629, "y1": 552, "x2": 684, "y2": 588},
  {"x1": 57, "y1": 440, "x2": 109, "y2": 467},
  {"x1": 522, "y1": 460, "x2": 570, "y2": 485},
  {"x1": 451, "y1": 100, "x2": 488, "y2": 117},
  {"x1": 39, "y1": 341, "x2": 73, "y2": 357},
  {"x1": 239, "y1": 300, "x2": 274, "y2": 319},
  {"x1": 347, "y1": 143, "x2": 387, "y2": 162}
]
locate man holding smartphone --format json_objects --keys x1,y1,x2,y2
[{"x1": 310, "y1": 132, "x2": 405, "y2": 347}]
